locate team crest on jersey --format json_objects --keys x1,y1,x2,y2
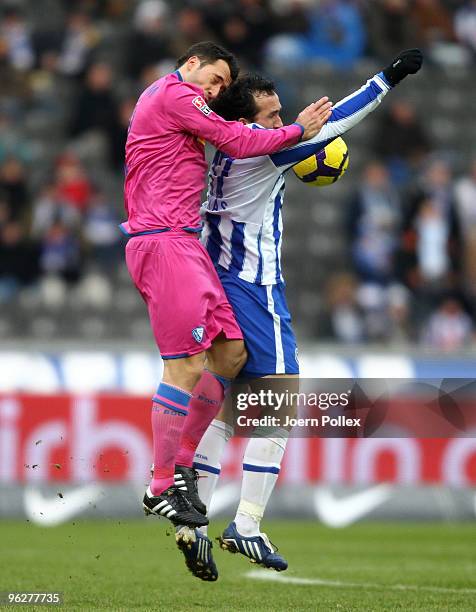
[
  {"x1": 192, "y1": 326, "x2": 205, "y2": 343},
  {"x1": 192, "y1": 95, "x2": 212, "y2": 116}
]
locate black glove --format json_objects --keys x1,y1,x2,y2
[{"x1": 382, "y1": 49, "x2": 423, "y2": 86}]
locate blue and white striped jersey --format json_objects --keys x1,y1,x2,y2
[{"x1": 201, "y1": 73, "x2": 391, "y2": 285}]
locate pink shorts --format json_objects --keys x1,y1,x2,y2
[{"x1": 125, "y1": 231, "x2": 243, "y2": 358}]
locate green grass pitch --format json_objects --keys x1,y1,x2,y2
[{"x1": 1, "y1": 519, "x2": 475, "y2": 611}]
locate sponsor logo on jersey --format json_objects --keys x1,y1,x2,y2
[
  {"x1": 192, "y1": 326, "x2": 205, "y2": 343},
  {"x1": 192, "y1": 96, "x2": 212, "y2": 116}
]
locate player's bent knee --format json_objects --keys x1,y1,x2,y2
[
  {"x1": 207, "y1": 339, "x2": 247, "y2": 379},
  {"x1": 162, "y1": 352, "x2": 205, "y2": 392}
]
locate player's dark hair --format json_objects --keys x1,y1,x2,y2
[
  {"x1": 175, "y1": 41, "x2": 239, "y2": 82},
  {"x1": 210, "y1": 73, "x2": 276, "y2": 122}
]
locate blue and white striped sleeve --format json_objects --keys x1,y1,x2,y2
[{"x1": 270, "y1": 72, "x2": 392, "y2": 170}]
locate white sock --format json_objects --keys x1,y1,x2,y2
[
  {"x1": 193, "y1": 418, "x2": 233, "y2": 535},
  {"x1": 234, "y1": 430, "x2": 288, "y2": 537}
]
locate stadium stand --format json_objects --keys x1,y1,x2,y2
[{"x1": 0, "y1": 0, "x2": 474, "y2": 347}]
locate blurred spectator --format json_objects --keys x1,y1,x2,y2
[
  {"x1": 454, "y1": 158, "x2": 476, "y2": 295},
  {"x1": 410, "y1": 0, "x2": 469, "y2": 66},
  {"x1": 337, "y1": 281, "x2": 413, "y2": 344},
  {"x1": 138, "y1": 59, "x2": 176, "y2": 90},
  {"x1": 422, "y1": 297, "x2": 473, "y2": 350},
  {"x1": 239, "y1": 0, "x2": 275, "y2": 41},
  {"x1": 126, "y1": 0, "x2": 173, "y2": 79},
  {"x1": 0, "y1": 157, "x2": 28, "y2": 221},
  {"x1": 32, "y1": 27, "x2": 63, "y2": 74},
  {"x1": 268, "y1": 0, "x2": 310, "y2": 35},
  {"x1": 386, "y1": 283, "x2": 412, "y2": 343},
  {"x1": 56, "y1": 10, "x2": 100, "y2": 77},
  {"x1": 105, "y1": 0, "x2": 130, "y2": 20},
  {"x1": 347, "y1": 161, "x2": 401, "y2": 285},
  {"x1": 220, "y1": 15, "x2": 258, "y2": 68},
  {"x1": 0, "y1": 195, "x2": 10, "y2": 227},
  {"x1": 59, "y1": 0, "x2": 127, "y2": 20},
  {"x1": 31, "y1": 182, "x2": 81, "y2": 237},
  {"x1": 454, "y1": 0, "x2": 476, "y2": 59},
  {"x1": 0, "y1": 110, "x2": 31, "y2": 162},
  {"x1": 0, "y1": 221, "x2": 40, "y2": 302},
  {"x1": 199, "y1": 0, "x2": 232, "y2": 39},
  {"x1": 68, "y1": 62, "x2": 121, "y2": 167},
  {"x1": 303, "y1": 0, "x2": 366, "y2": 68},
  {"x1": 411, "y1": 0, "x2": 455, "y2": 45},
  {"x1": 319, "y1": 273, "x2": 365, "y2": 343},
  {"x1": 0, "y1": 6, "x2": 35, "y2": 71},
  {"x1": 266, "y1": 0, "x2": 365, "y2": 68},
  {"x1": 372, "y1": 100, "x2": 431, "y2": 186},
  {"x1": 415, "y1": 199, "x2": 450, "y2": 283},
  {"x1": 28, "y1": 59, "x2": 64, "y2": 119},
  {"x1": 83, "y1": 189, "x2": 121, "y2": 271},
  {"x1": 399, "y1": 159, "x2": 461, "y2": 324},
  {"x1": 364, "y1": 0, "x2": 417, "y2": 61},
  {"x1": 220, "y1": 0, "x2": 275, "y2": 67},
  {"x1": 34, "y1": 10, "x2": 100, "y2": 78},
  {"x1": 110, "y1": 97, "x2": 135, "y2": 171},
  {"x1": 39, "y1": 220, "x2": 82, "y2": 283},
  {"x1": 54, "y1": 152, "x2": 92, "y2": 212},
  {"x1": 0, "y1": 35, "x2": 31, "y2": 104},
  {"x1": 356, "y1": 283, "x2": 390, "y2": 341},
  {"x1": 170, "y1": 7, "x2": 215, "y2": 60}
]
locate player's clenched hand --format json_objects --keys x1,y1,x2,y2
[
  {"x1": 295, "y1": 97, "x2": 333, "y2": 141},
  {"x1": 382, "y1": 49, "x2": 423, "y2": 86}
]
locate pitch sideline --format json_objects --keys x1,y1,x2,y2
[{"x1": 246, "y1": 570, "x2": 476, "y2": 595}]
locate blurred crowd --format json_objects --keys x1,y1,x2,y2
[
  {"x1": 0, "y1": 0, "x2": 475, "y2": 349},
  {"x1": 322, "y1": 154, "x2": 476, "y2": 350}
]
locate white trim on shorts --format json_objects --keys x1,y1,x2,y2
[{"x1": 266, "y1": 285, "x2": 285, "y2": 373}]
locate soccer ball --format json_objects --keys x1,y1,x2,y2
[{"x1": 292, "y1": 137, "x2": 349, "y2": 187}]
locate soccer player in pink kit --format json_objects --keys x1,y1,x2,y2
[{"x1": 122, "y1": 41, "x2": 332, "y2": 534}]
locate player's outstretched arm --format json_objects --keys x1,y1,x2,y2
[
  {"x1": 210, "y1": 95, "x2": 332, "y2": 157},
  {"x1": 270, "y1": 48, "x2": 423, "y2": 170},
  {"x1": 166, "y1": 84, "x2": 332, "y2": 159}
]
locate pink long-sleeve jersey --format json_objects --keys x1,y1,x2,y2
[{"x1": 121, "y1": 71, "x2": 304, "y2": 235}]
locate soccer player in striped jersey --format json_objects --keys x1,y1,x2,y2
[{"x1": 183, "y1": 50, "x2": 423, "y2": 579}]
